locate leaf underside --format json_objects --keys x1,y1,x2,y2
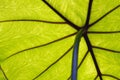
[{"x1": 0, "y1": 0, "x2": 120, "y2": 80}]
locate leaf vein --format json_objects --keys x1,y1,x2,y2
[
  {"x1": 84, "y1": 34, "x2": 103, "y2": 80},
  {"x1": 0, "y1": 65, "x2": 8, "y2": 80},
  {"x1": 92, "y1": 46, "x2": 120, "y2": 53},
  {"x1": 89, "y1": 4, "x2": 120, "y2": 27},
  {"x1": 3, "y1": 32, "x2": 76, "y2": 61},
  {"x1": 33, "y1": 46, "x2": 73, "y2": 80},
  {"x1": 94, "y1": 74, "x2": 120, "y2": 80},
  {"x1": 67, "y1": 50, "x2": 89, "y2": 80},
  {"x1": 0, "y1": 19, "x2": 67, "y2": 24},
  {"x1": 88, "y1": 31, "x2": 120, "y2": 34},
  {"x1": 42, "y1": 0, "x2": 80, "y2": 31}
]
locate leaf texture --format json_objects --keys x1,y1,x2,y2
[{"x1": 0, "y1": 0, "x2": 120, "y2": 80}]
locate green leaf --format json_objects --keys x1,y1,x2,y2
[{"x1": 0, "y1": 0, "x2": 120, "y2": 80}]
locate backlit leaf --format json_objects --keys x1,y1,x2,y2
[{"x1": 0, "y1": 0, "x2": 120, "y2": 80}]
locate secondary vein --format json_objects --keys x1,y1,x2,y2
[
  {"x1": 84, "y1": 34, "x2": 103, "y2": 80},
  {"x1": 33, "y1": 46, "x2": 73, "y2": 80},
  {"x1": 42, "y1": 0, "x2": 80, "y2": 31},
  {"x1": 88, "y1": 31, "x2": 120, "y2": 34},
  {"x1": 89, "y1": 4, "x2": 120, "y2": 27},
  {"x1": 0, "y1": 19, "x2": 67, "y2": 24},
  {"x1": 3, "y1": 32, "x2": 76, "y2": 61},
  {"x1": 0, "y1": 65, "x2": 8, "y2": 80},
  {"x1": 92, "y1": 46, "x2": 120, "y2": 53}
]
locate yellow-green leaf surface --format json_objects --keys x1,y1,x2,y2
[{"x1": 0, "y1": 0, "x2": 120, "y2": 80}]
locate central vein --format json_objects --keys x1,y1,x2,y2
[
  {"x1": 71, "y1": 28, "x2": 85, "y2": 80},
  {"x1": 71, "y1": 0, "x2": 93, "y2": 80}
]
